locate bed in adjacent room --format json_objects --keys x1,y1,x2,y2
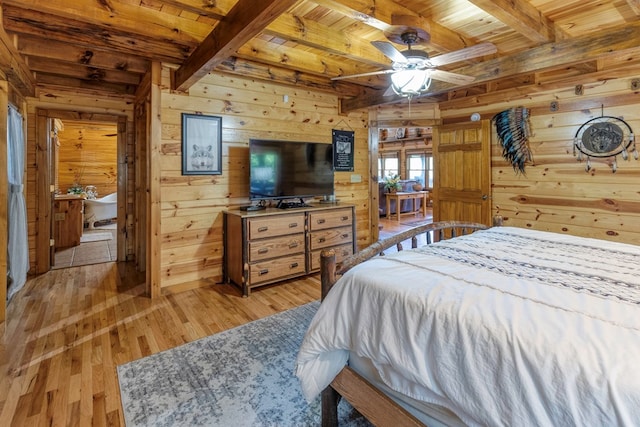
[{"x1": 296, "y1": 222, "x2": 640, "y2": 426}]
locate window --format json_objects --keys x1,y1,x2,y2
[
  {"x1": 407, "y1": 152, "x2": 433, "y2": 187},
  {"x1": 379, "y1": 152, "x2": 399, "y2": 180}
]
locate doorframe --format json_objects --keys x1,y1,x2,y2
[{"x1": 35, "y1": 109, "x2": 128, "y2": 273}]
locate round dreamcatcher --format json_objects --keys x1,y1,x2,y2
[{"x1": 573, "y1": 115, "x2": 636, "y2": 172}]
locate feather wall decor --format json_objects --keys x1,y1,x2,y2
[{"x1": 492, "y1": 107, "x2": 533, "y2": 174}]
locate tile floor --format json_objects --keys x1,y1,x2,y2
[{"x1": 53, "y1": 222, "x2": 117, "y2": 269}]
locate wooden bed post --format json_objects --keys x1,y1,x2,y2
[
  {"x1": 320, "y1": 249, "x2": 336, "y2": 301},
  {"x1": 320, "y1": 248, "x2": 340, "y2": 426},
  {"x1": 321, "y1": 386, "x2": 340, "y2": 427}
]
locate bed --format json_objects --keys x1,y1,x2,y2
[{"x1": 295, "y1": 221, "x2": 640, "y2": 426}]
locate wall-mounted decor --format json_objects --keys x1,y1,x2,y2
[
  {"x1": 573, "y1": 115, "x2": 636, "y2": 173},
  {"x1": 332, "y1": 129, "x2": 354, "y2": 171},
  {"x1": 492, "y1": 107, "x2": 533, "y2": 174},
  {"x1": 181, "y1": 113, "x2": 222, "y2": 175}
]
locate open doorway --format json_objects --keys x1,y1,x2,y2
[
  {"x1": 377, "y1": 126, "x2": 434, "y2": 240},
  {"x1": 35, "y1": 110, "x2": 128, "y2": 274},
  {"x1": 51, "y1": 119, "x2": 118, "y2": 269}
]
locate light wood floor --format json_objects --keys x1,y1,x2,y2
[
  {"x1": 0, "y1": 215, "x2": 430, "y2": 426},
  {"x1": 0, "y1": 262, "x2": 321, "y2": 426}
]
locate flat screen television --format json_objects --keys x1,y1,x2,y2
[{"x1": 249, "y1": 139, "x2": 334, "y2": 202}]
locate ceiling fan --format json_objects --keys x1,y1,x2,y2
[{"x1": 332, "y1": 24, "x2": 497, "y2": 97}]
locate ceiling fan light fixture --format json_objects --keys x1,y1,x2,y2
[{"x1": 390, "y1": 69, "x2": 431, "y2": 97}]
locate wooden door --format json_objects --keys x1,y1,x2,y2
[{"x1": 432, "y1": 120, "x2": 492, "y2": 226}]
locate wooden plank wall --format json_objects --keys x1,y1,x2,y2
[
  {"x1": 439, "y1": 75, "x2": 640, "y2": 244},
  {"x1": 25, "y1": 89, "x2": 135, "y2": 272},
  {"x1": 56, "y1": 121, "x2": 118, "y2": 196},
  {"x1": 158, "y1": 67, "x2": 368, "y2": 292}
]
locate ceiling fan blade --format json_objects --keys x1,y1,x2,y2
[
  {"x1": 331, "y1": 69, "x2": 395, "y2": 81},
  {"x1": 428, "y1": 42, "x2": 497, "y2": 67},
  {"x1": 428, "y1": 69, "x2": 476, "y2": 85},
  {"x1": 371, "y1": 41, "x2": 408, "y2": 64},
  {"x1": 383, "y1": 85, "x2": 396, "y2": 97}
]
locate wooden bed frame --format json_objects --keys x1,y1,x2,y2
[{"x1": 319, "y1": 220, "x2": 489, "y2": 427}]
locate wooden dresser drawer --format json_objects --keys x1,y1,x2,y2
[
  {"x1": 309, "y1": 226, "x2": 353, "y2": 250},
  {"x1": 249, "y1": 254, "x2": 306, "y2": 284},
  {"x1": 247, "y1": 214, "x2": 305, "y2": 239},
  {"x1": 224, "y1": 205, "x2": 356, "y2": 296},
  {"x1": 248, "y1": 234, "x2": 304, "y2": 261},
  {"x1": 308, "y1": 208, "x2": 352, "y2": 231},
  {"x1": 310, "y1": 243, "x2": 353, "y2": 271}
]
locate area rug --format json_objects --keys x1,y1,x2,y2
[
  {"x1": 117, "y1": 301, "x2": 371, "y2": 427},
  {"x1": 80, "y1": 232, "x2": 113, "y2": 243}
]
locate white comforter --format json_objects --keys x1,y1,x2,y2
[{"x1": 296, "y1": 227, "x2": 640, "y2": 426}]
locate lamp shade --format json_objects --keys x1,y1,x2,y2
[{"x1": 391, "y1": 70, "x2": 431, "y2": 97}]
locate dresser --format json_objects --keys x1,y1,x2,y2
[{"x1": 223, "y1": 204, "x2": 356, "y2": 296}]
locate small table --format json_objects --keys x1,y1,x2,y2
[{"x1": 385, "y1": 191, "x2": 429, "y2": 222}]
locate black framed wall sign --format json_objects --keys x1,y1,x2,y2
[
  {"x1": 332, "y1": 129, "x2": 354, "y2": 172},
  {"x1": 182, "y1": 113, "x2": 222, "y2": 175}
]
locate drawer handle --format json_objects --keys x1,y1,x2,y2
[
  {"x1": 341, "y1": 234, "x2": 349, "y2": 239},
  {"x1": 258, "y1": 248, "x2": 268, "y2": 254},
  {"x1": 317, "y1": 219, "x2": 326, "y2": 224},
  {"x1": 289, "y1": 242, "x2": 298, "y2": 249},
  {"x1": 318, "y1": 237, "x2": 326, "y2": 243},
  {"x1": 259, "y1": 269, "x2": 269, "y2": 276},
  {"x1": 289, "y1": 222, "x2": 298, "y2": 228},
  {"x1": 341, "y1": 216, "x2": 349, "y2": 221},
  {"x1": 258, "y1": 226, "x2": 268, "y2": 232},
  {"x1": 290, "y1": 262, "x2": 299, "y2": 269}
]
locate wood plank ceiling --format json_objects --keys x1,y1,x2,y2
[{"x1": 3, "y1": 0, "x2": 640, "y2": 111}]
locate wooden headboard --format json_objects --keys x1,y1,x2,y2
[{"x1": 320, "y1": 220, "x2": 489, "y2": 300}]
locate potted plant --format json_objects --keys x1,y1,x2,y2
[{"x1": 383, "y1": 173, "x2": 402, "y2": 193}]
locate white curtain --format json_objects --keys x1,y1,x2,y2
[{"x1": 7, "y1": 105, "x2": 29, "y2": 301}]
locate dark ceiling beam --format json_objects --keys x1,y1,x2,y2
[
  {"x1": 3, "y1": 0, "x2": 209, "y2": 45},
  {"x1": 468, "y1": 0, "x2": 561, "y2": 43},
  {"x1": 173, "y1": 0, "x2": 299, "y2": 91},
  {"x1": 216, "y1": 56, "x2": 364, "y2": 97},
  {"x1": 439, "y1": 61, "x2": 640, "y2": 113},
  {"x1": 626, "y1": 0, "x2": 640, "y2": 16},
  {"x1": 36, "y1": 74, "x2": 136, "y2": 97},
  {"x1": 263, "y1": 12, "x2": 391, "y2": 67},
  {"x1": 150, "y1": 0, "x2": 235, "y2": 21},
  {"x1": 3, "y1": 6, "x2": 194, "y2": 63},
  {"x1": 17, "y1": 34, "x2": 149, "y2": 75},
  {"x1": 0, "y1": 9, "x2": 35, "y2": 96},
  {"x1": 27, "y1": 57, "x2": 142, "y2": 86},
  {"x1": 340, "y1": 21, "x2": 640, "y2": 112},
  {"x1": 235, "y1": 38, "x2": 387, "y2": 88},
  {"x1": 313, "y1": 0, "x2": 477, "y2": 53}
]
